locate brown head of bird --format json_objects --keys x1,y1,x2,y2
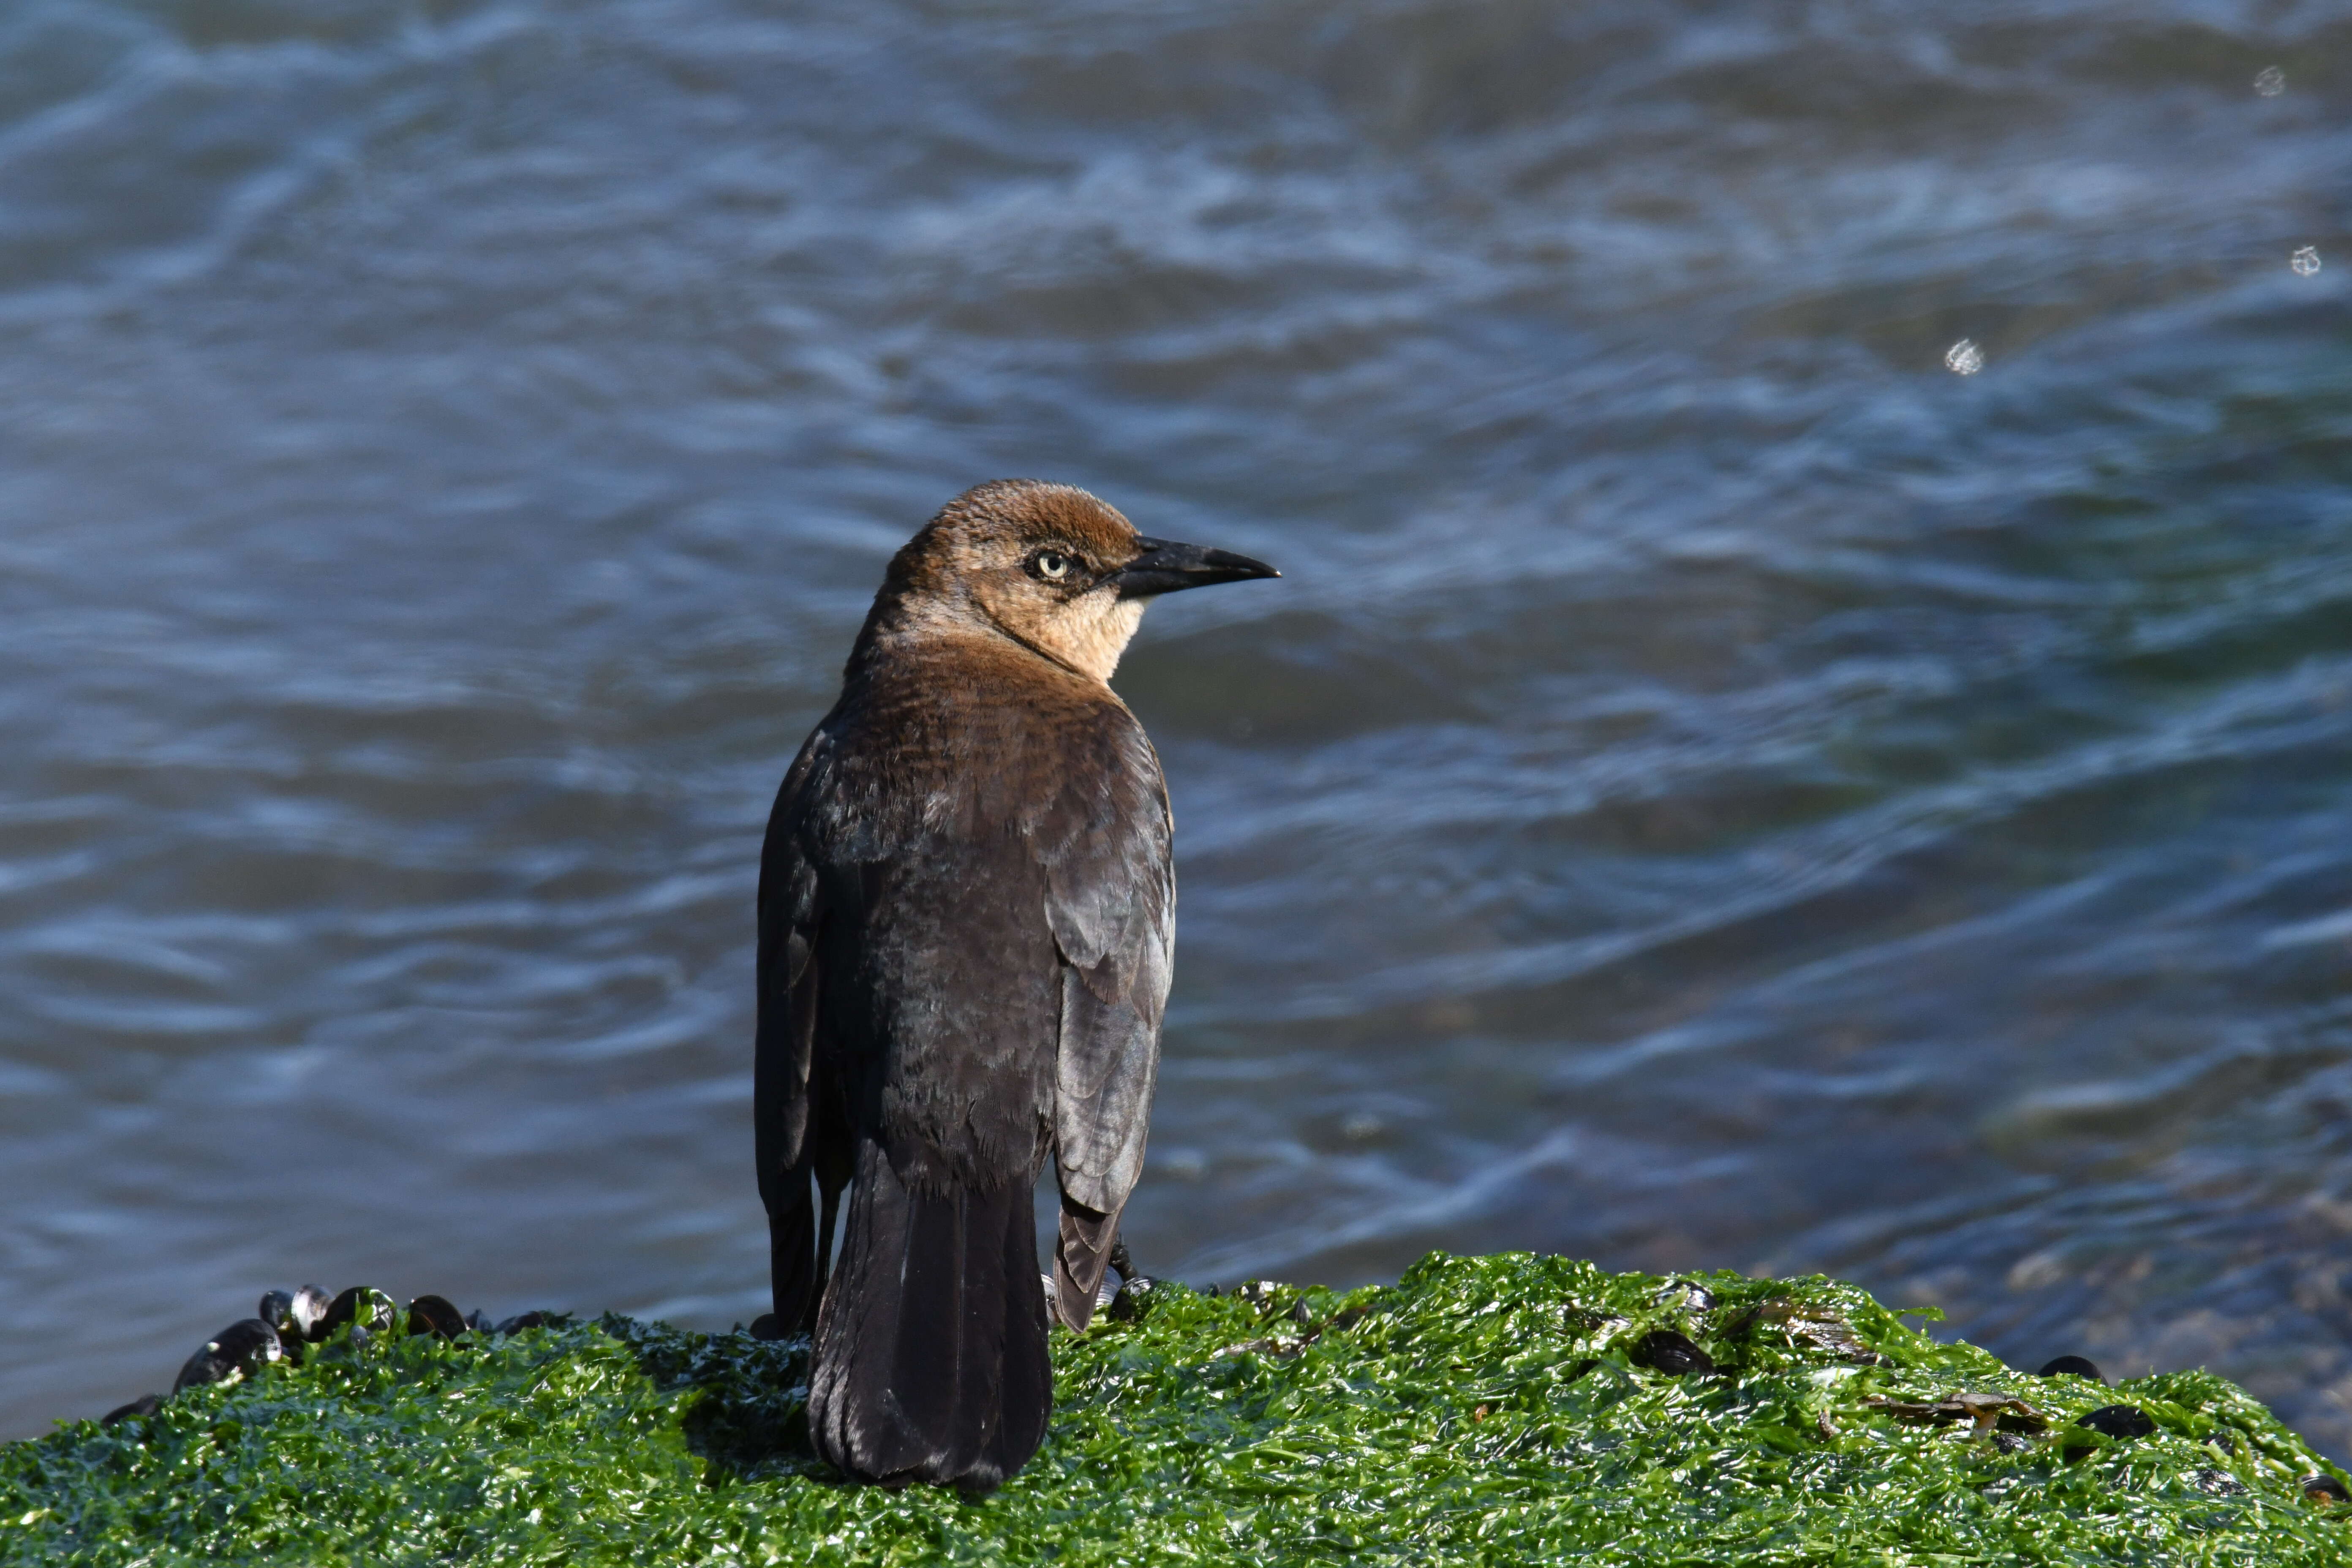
[{"x1": 853, "y1": 479, "x2": 1279, "y2": 685}]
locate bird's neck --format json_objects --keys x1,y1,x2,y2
[
  {"x1": 1000, "y1": 593, "x2": 1145, "y2": 685},
  {"x1": 849, "y1": 588, "x2": 1143, "y2": 688}
]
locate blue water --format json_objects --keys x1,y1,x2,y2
[{"x1": 2, "y1": 0, "x2": 2350, "y2": 1457}]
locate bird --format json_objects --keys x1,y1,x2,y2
[{"x1": 753, "y1": 479, "x2": 1277, "y2": 1492}]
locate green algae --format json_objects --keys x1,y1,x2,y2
[{"x1": 5, "y1": 1252, "x2": 2348, "y2": 1566}]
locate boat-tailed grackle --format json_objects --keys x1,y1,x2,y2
[{"x1": 753, "y1": 479, "x2": 1277, "y2": 1491}]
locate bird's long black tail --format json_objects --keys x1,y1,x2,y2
[{"x1": 808, "y1": 1135, "x2": 1051, "y2": 1492}]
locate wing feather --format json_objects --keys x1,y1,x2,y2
[
  {"x1": 1035, "y1": 714, "x2": 1173, "y2": 1327},
  {"x1": 754, "y1": 728, "x2": 834, "y2": 1326}
]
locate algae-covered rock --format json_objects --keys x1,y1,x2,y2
[{"x1": 4, "y1": 1253, "x2": 2348, "y2": 1565}]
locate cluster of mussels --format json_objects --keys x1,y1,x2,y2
[
  {"x1": 1614, "y1": 1280, "x2": 2347, "y2": 1507},
  {"x1": 98, "y1": 1285, "x2": 558, "y2": 1428}
]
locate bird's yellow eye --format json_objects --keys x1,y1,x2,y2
[{"x1": 1029, "y1": 550, "x2": 1073, "y2": 582}]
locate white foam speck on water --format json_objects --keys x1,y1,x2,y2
[
  {"x1": 2254, "y1": 65, "x2": 2285, "y2": 97},
  {"x1": 2291, "y1": 246, "x2": 2321, "y2": 277},
  {"x1": 1944, "y1": 338, "x2": 1984, "y2": 375}
]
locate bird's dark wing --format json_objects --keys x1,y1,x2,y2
[
  {"x1": 1033, "y1": 708, "x2": 1174, "y2": 1328},
  {"x1": 754, "y1": 724, "x2": 833, "y2": 1328}
]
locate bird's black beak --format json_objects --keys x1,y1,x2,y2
[{"x1": 1115, "y1": 537, "x2": 1281, "y2": 600}]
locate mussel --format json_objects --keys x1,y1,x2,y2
[
  {"x1": 2036, "y1": 1355, "x2": 2105, "y2": 1383},
  {"x1": 406, "y1": 1295, "x2": 468, "y2": 1339},
  {"x1": 2304, "y1": 1473, "x2": 2351, "y2": 1505},
  {"x1": 494, "y1": 1310, "x2": 553, "y2": 1335},
  {"x1": 1107, "y1": 1275, "x2": 1157, "y2": 1323},
  {"x1": 1633, "y1": 1328, "x2": 1714, "y2": 1377},
  {"x1": 174, "y1": 1319, "x2": 283, "y2": 1393},
  {"x1": 256, "y1": 1284, "x2": 334, "y2": 1345},
  {"x1": 321, "y1": 1286, "x2": 398, "y2": 1339},
  {"x1": 2074, "y1": 1404, "x2": 2154, "y2": 1440},
  {"x1": 1235, "y1": 1280, "x2": 1282, "y2": 1315},
  {"x1": 1656, "y1": 1279, "x2": 1715, "y2": 1312},
  {"x1": 256, "y1": 1293, "x2": 300, "y2": 1363}
]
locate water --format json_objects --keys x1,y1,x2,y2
[{"x1": 1, "y1": 0, "x2": 2349, "y2": 1458}]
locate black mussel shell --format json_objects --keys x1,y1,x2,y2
[
  {"x1": 254, "y1": 1291, "x2": 308, "y2": 1364},
  {"x1": 1659, "y1": 1279, "x2": 1716, "y2": 1311},
  {"x1": 465, "y1": 1309, "x2": 493, "y2": 1334},
  {"x1": 406, "y1": 1295, "x2": 468, "y2": 1339},
  {"x1": 1108, "y1": 1276, "x2": 1157, "y2": 1323},
  {"x1": 1990, "y1": 1430, "x2": 2031, "y2": 1454},
  {"x1": 102, "y1": 1394, "x2": 163, "y2": 1426},
  {"x1": 174, "y1": 1318, "x2": 283, "y2": 1393},
  {"x1": 2304, "y1": 1473, "x2": 2351, "y2": 1505},
  {"x1": 2036, "y1": 1355, "x2": 2105, "y2": 1383},
  {"x1": 2075, "y1": 1404, "x2": 2155, "y2": 1440},
  {"x1": 2205, "y1": 1430, "x2": 2238, "y2": 1455},
  {"x1": 1634, "y1": 1328, "x2": 1715, "y2": 1377},
  {"x1": 2191, "y1": 1468, "x2": 2249, "y2": 1497},
  {"x1": 291, "y1": 1285, "x2": 333, "y2": 1342},
  {"x1": 259, "y1": 1286, "x2": 332, "y2": 1359},
  {"x1": 322, "y1": 1287, "x2": 398, "y2": 1338},
  {"x1": 494, "y1": 1310, "x2": 553, "y2": 1336},
  {"x1": 747, "y1": 1314, "x2": 788, "y2": 1341}
]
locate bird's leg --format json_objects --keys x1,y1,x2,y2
[{"x1": 1108, "y1": 1235, "x2": 1135, "y2": 1283}]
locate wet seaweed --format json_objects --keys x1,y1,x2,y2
[{"x1": 3, "y1": 1252, "x2": 2348, "y2": 1565}]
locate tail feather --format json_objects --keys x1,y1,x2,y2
[
  {"x1": 976, "y1": 1180, "x2": 1053, "y2": 1488},
  {"x1": 809, "y1": 1137, "x2": 1051, "y2": 1491}
]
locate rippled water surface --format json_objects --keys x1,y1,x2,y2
[{"x1": 4, "y1": 0, "x2": 2351, "y2": 1455}]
